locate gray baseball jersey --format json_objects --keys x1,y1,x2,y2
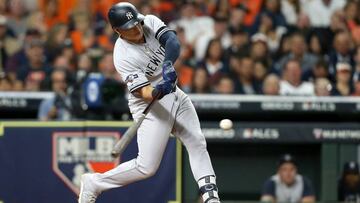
[{"x1": 113, "y1": 15, "x2": 171, "y2": 113}]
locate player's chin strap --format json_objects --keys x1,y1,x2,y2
[{"x1": 198, "y1": 175, "x2": 221, "y2": 203}]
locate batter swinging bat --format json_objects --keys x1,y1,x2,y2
[{"x1": 111, "y1": 91, "x2": 161, "y2": 158}]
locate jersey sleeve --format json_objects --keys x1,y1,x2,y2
[
  {"x1": 261, "y1": 179, "x2": 276, "y2": 196},
  {"x1": 114, "y1": 58, "x2": 150, "y2": 93},
  {"x1": 145, "y1": 15, "x2": 173, "y2": 41},
  {"x1": 302, "y1": 176, "x2": 315, "y2": 197}
]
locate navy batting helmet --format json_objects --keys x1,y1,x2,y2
[{"x1": 108, "y1": 2, "x2": 145, "y2": 29}]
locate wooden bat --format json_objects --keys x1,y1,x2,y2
[{"x1": 110, "y1": 90, "x2": 161, "y2": 158}]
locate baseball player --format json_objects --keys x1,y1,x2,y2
[{"x1": 78, "y1": 2, "x2": 221, "y2": 203}]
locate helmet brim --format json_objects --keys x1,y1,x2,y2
[{"x1": 118, "y1": 13, "x2": 145, "y2": 30}]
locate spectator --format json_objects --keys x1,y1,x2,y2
[
  {"x1": 194, "y1": 16, "x2": 231, "y2": 60},
  {"x1": 253, "y1": 0, "x2": 287, "y2": 34},
  {"x1": 169, "y1": 2, "x2": 214, "y2": 57},
  {"x1": 74, "y1": 53, "x2": 92, "y2": 85},
  {"x1": 352, "y1": 73, "x2": 360, "y2": 96},
  {"x1": 59, "y1": 39, "x2": 76, "y2": 65},
  {"x1": 70, "y1": 11, "x2": 95, "y2": 54},
  {"x1": 275, "y1": 33, "x2": 318, "y2": 73},
  {"x1": 38, "y1": 69, "x2": 72, "y2": 121},
  {"x1": 213, "y1": 0, "x2": 231, "y2": 19},
  {"x1": 0, "y1": 15, "x2": 21, "y2": 72},
  {"x1": 338, "y1": 161, "x2": 360, "y2": 202},
  {"x1": 214, "y1": 75, "x2": 235, "y2": 94},
  {"x1": 254, "y1": 61, "x2": 269, "y2": 85},
  {"x1": 314, "y1": 78, "x2": 332, "y2": 96},
  {"x1": 213, "y1": 16, "x2": 232, "y2": 49},
  {"x1": 198, "y1": 38, "x2": 228, "y2": 86},
  {"x1": 45, "y1": 23, "x2": 69, "y2": 63},
  {"x1": 261, "y1": 153, "x2": 315, "y2": 203},
  {"x1": 26, "y1": 10, "x2": 47, "y2": 35},
  {"x1": 281, "y1": 0, "x2": 302, "y2": 28},
  {"x1": 355, "y1": 46, "x2": 360, "y2": 73},
  {"x1": 5, "y1": 28, "x2": 42, "y2": 74},
  {"x1": 331, "y1": 62, "x2": 353, "y2": 96},
  {"x1": 0, "y1": 72, "x2": 11, "y2": 91},
  {"x1": 41, "y1": 0, "x2": 63, "y2": 29},
  {"x1": 344, "y1": 0, "x2": 359, "y2": 31},
  {"x1": 0, "y1": 72, "x2": 23, "y2": 91},
  {"x1": 295, "y1": 12, "x2": 311, "y2": 36},
  {"x1": 305, "y1": 0, "x2": 346, "y2": 28},
  {"x1": 24, "y1": 71, "x2": 45, "y2": 91},
  {"x1": 252, "y1": 13, "x2": 285, "y2": 53},
  {"x1": 262, "y1": 74, "x2": 280, "y2": 95},
  {"x1": 226, "y1": 29, "x2": 249, "y2": 58},
  {"x1": 303, "y1": 58, "x2": 331, "y2": 83},
  {"x1": 0, "y1": 0, "x2": 6, "y2": 16},
  {"x1": 280, "y1": 59, "x2": 315, "y2": 96},
  {"x1": 328, "y1": 31, "x2": 355, "y2": 76},
  {"x1": 307, "y1": 32, "x2": 326, "y2": 57},
  {"x1": 191, "y1": 68, "x2": 211, "y2": 94},
  {"x1": 16, "y1": 39, "x2": 51, "y2": 84},
  {"x1": 230, "y1": 0, "x2": 263, "y2": 27},
  {"x1": 343, "y1": 1, "x2": 360, "y2": 46},
  {"x1": 250, "y1": 34, "x2": 272, "y2": 67},
  {"x1": 232, "y1": 55, "x2": 260, "y2": 94},
  {"x1": 273, "y1": 33, "x2": 291, "y2": 62},
  {"x1": 98, "y1": 52, "x2": 118, "y2": 80},
  {"x1": 228, "y1": 4, "x2": 250, "y2": 33},
  {"x1": 7, "y1": 0, "x2": 28, "y2": 38},
  {"x1": 329, "y1": 10, "x2": 348, "y2": 33},
  {"x1": 97, "y1": 23, "x2": 116, "y2": 52}
]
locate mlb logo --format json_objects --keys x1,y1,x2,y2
[{"x1": 52, "y1": 132, "x2": 120, "y2": 194}]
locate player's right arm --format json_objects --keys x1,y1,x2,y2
[
  {"x1": 133, "y1": 85, "x2": 154, "y2": 102},
  {"x1": 116, "y1": 58, "x2": 177, "y2": 102},
  {"x1": 134, "y1": 62, "x2": 177, "y2": 102}
]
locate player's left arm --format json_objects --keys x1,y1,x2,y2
[
  {"x1": 158, "y1": 31, "x2": 180, "y2": 65},
  {"x1": 136, "y1": 16, "x2": 180, "y2": 101}
]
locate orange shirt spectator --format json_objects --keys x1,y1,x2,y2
[
  {"x1": 38, "y1": 0, "x2": 77, "y2": 28},
  {"x1": 230, "y1": 0, "x2": 263, "y2": 26}
]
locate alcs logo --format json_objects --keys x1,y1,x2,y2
[{"x1": 52, "y1": 132, "x2": 120, "y2": 194}]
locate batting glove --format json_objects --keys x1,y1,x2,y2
[
  {"x1": 162, "y1": 60, "x2": 177, "y2": 83},
  {"x1": 152, "y1": 80, "x2": 176, "y2": 99}
]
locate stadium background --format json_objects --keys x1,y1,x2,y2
[{"x1": 1, "y1": 0, "x2": 360, "y2": 202}]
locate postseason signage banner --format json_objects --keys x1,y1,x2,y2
[
  {"x1": 0, "y1": 122, "x2": 180, "y2": 203},
  {"x1": 201, "y1": 122, "x2": 360, "y2": 143},
  {"x1": 190, "y1": 95, "x2": 360, "y2": 114}
]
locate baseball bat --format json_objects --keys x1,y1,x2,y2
[{"x1": 110, "y1": 90, "x2": 161, "y2": 158}]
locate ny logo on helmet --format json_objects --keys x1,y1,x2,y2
[{"x1": 126, "y1": 12, "x2": 133, "y2": 20}]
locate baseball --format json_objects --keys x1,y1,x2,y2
[{"x1": 219, "y1": 119, "x2": 233, "y2": 130}]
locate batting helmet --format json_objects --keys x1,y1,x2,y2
[{"x1": 108, "y1": 2, "x2": 145, "y2": 29}]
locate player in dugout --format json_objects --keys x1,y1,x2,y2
[{"x1": 260, "y1": 154, "x2": 316, "y2": 203}]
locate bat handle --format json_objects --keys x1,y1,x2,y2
[{"x1": 111, "y1": 151, "x2": 120, "y2": 158}]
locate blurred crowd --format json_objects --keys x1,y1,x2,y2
[{"x1": 0, "y1": 0, "x2": 360, "y2": 98}]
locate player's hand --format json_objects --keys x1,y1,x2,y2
[
  {"x1": 153, "y1": 80, "x2": 174, "y2": 99},
  {"x1": 162, "y1": 60, "x2": 177, "y2": 83}
]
